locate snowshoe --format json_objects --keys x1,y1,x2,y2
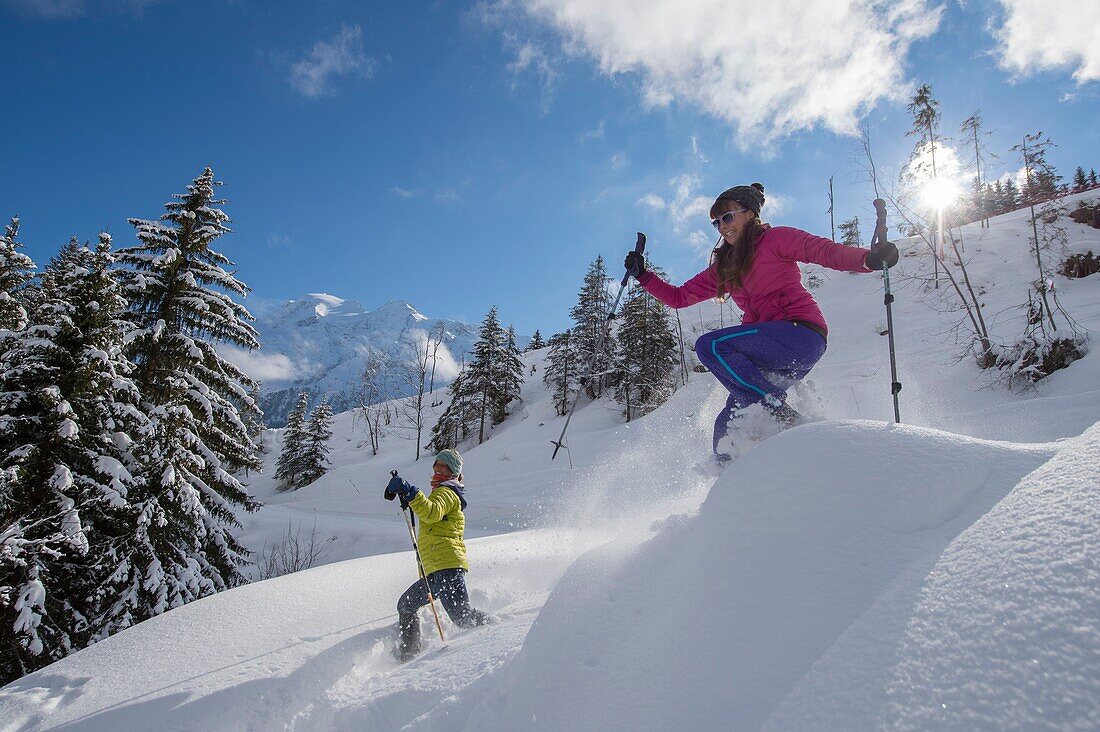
[{"x1": 692, "y1": 452, "x2": 733, "y2": 477}]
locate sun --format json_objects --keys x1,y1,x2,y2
[{"x1": 921, "y1": 177, "x2": 963, "y2": 210}]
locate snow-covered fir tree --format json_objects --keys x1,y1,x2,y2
[
  {"x1": 274, "y1": 393, "x2": 310, "y2": 490},
  {"x1": 0, "y1": 217, "x2": 36, "y2": 332},
  {"x1": 570, "y1": 256, "x2": 612, "y2": 399},
  {"x1": 526, "y1": 329, "x2": 545, "y2": 351},
  {"x1": 299, "y1": 398, "x2": 334, "y2": 486},
  {"x1": 0, "y1": 234, "x2": 145, "y2": 685},
  {"x1": 114, "y1": 168, "x2": 262, "y2": 616},
  {"x1": 468, "y1": 306, "x2": 507, "y2": 444},
  {"x1": 494, "y1": 325, "x2": 525, "y2": 425},
  {"x1": 543, "y1": 329, "x2": 579, "y2": 416},
  {"x1": 613, "y1": 263, "x2": 680, "y2": 421}
]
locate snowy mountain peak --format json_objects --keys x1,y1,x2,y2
[
  {"x1": 231, "y1": 293, "x2": 490, "y2": 426},
  {"x1": 301, "y1": 293, "x2": 364, "y2": 318},
  {"x1": 372, "y1": 299, "x2": 428, "y2": 324}
]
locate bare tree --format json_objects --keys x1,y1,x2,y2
[
  {"x1": 860, "y1": 122, "x2": 995, "y2": 368},
  {"x1": 905, "y1": 83, "x2": 946, "y2": 287},
  {"x1": 358, "y1": 350, "x2": 393, "y2": 455},
  {"x1": 255, "y1": 521, "x2": 337, "y2": 580},
  {"x1": 427, "y1": 321, "x2": 446, "y2": 394},
  {"x1": 960, "y1": 111, "x2": 995, "y2": 230},
  {"x1": 1014, "y1": 132, "x2": 1063, "y2": 333},
  {"x1": 394, "y1": 332, "x2": 434, "y2": 460}
]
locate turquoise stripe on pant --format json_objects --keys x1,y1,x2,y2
[{"x1": 694, "y1": 321, "x2": 826, "y2": 454}]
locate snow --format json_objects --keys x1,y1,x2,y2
[
  {"x1": 231, "y1": 294, "x2": 490, "y2": 427},
  {"x1": 1, "y1": 196, "x2": 1098, "y2": 730}
]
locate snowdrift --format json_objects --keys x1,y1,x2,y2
[{"x1": 417, "y1": 421, "x2": 1098, "y2": 731}]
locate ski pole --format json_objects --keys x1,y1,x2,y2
[
  {"x1": 551, "y1": 232, "x2": 646, "y2": 460},
  {"x1": 872, "y1": 199, "x2": 902, "y2": 423},
  {"x1": 390, "y1": 470, "x2": 446, "y2": 643}
]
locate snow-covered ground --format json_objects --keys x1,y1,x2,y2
[{"x1": 2, "y1": 195, "x2": 1098, "y2": 731}]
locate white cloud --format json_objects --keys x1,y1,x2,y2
[
  {"x1": 266, "y1": 233, "x2": 293, "y2": 249},
  {"x1": 690, "y1": 136, "x2": 709, "y2": 164},
  {"x1": 610, "y1": 151, "x2": 629, "y2": 170},
  {"x1": 289, "y1": 25, "x2": 377, "y2": 99},
  {"x1": 579, "y1": 119, "x2": 606, "y2": 142},
  {"x1": 638, "y1": 173, "x2": 713, "y2": 250},
  {"x1": 641, "y1": 175, "x2": 794, "y2": 253},
  {"x1": 218, "y1": 345, "x2": 302, "y2": 383},
  {"x1": 991, "y1": 0, "x2": 1100, "y2": 84},
  {"x1": 504, "y1": 35, "x2": 558, "y2": 114},
  {"x1": 391, "y1": 186, "x2": 425, "y2": 198},
  {"x1": 496, "y1": 0, "x2": 942, "y2": 147},
  {"x1": 404, "y1": 330, "x2": 462, "y2": 382},
  {"x1": 431, "y1": 341, "x2": 462, "y2": 382}
]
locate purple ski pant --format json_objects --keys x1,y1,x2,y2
[{"x1": 694, "y1": 321, "x2": 827, "y2": 454}]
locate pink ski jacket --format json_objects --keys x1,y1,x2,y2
[{"x1": 638, "y1": 226, "x2": 873, "y2": 335}]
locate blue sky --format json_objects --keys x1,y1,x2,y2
[{"x1": 3, "y1": 0, "x2": 1098, "y2": 338}]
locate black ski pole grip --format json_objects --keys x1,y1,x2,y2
[
  {"x1": 620, "y1": 232, "x2": 647, "y2": 287},
  {"x1": 872, "y1": 199, "x2": 888, "y2": 247}
]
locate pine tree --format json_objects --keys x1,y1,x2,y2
[
  {"x1": 543, "y1": 329, "x2": 579, "y2": 416},
  {"x1": 114, "y1": 168, "x2": 262, "y2": 617},
  {"x1": 613, "y1": 263, "x2": 679, "y2": 421},
  {"x1": 494, "y1": 325, "x2": 525, "y2": 425},
  {"x1": 1089, "y1": 169, "x2": 1099, "y2": 188},
  {"x1": 837, "y1": 216, "x2": 862, "y2": 247},
  {"x1": 526, "y1": 330, "x2": 546, "y2": 351},
  {"x1": 1001, "y1": 178, "x2": 1020, "y2": 212},
  {"x1": 570, "y1": 256, "x2": 612, "y2": 399},
  {"x1": 274, "y1": 393, "x2": 310, "y2": 490},
  {"x1": 429, "y1": 366, "x2": 471, "y2": 452},
  {"x1": 299, "y1": 398, "x2": 334, "y2": 486},
  {"x1": 1014, "y1": 134, "x2": 1062, "y2": 204},
  {"x1": 0, "y1": 234, "x2": 145, "y2": 684},
  {"x1": 0, "y1": 217, "x2": 36, "y2": 332},
  {"x1": 466, "y1": 306, "x2": 506, "y2": 444},
  {"x1": 1073, "y1": 166, "x2": 1089, "y2": 192}
]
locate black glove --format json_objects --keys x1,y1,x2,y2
[
  {"x1": 624, "y1": 250, "x2": 646, "y2": 280},
  {"x1": 865, "y1": 240, "x2": 899, "y2": 270}
]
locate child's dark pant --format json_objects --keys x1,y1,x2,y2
[{"x1": 397, "y1": 568, "x2": 489, "y2": 655}]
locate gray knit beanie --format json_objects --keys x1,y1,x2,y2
[
  {"x1": 714, "y1": 182, "x2": 766, "y2": 215},
  {"x1": 435, "y1": 448, "x2": 463, "y2": 477}
]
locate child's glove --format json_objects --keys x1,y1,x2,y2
[{"x1": 384, "y1": 475, "x2": 419, "y2": 501}]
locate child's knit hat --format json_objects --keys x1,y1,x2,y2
[{"x1": 435, "y1": 448, "x2": 463, "y2": 477}]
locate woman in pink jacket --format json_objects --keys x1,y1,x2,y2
[{"x1": 624, "y1": 182, "x2": 897, "y2": 460}]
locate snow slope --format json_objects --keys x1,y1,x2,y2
[{"x1": 1, "y1": 195, "x2": 1098, "y2": 731}]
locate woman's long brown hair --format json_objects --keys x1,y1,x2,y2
[{"x1": 711, "y1": 216, "x2": 767, "y2": 298}]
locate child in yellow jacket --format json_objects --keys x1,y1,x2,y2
[{"x1": 385, "y1": 448, "x2": 491, "y2": 661}]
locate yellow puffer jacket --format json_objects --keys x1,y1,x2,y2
[{"x1": 408, "y1": 482, "x2": 469, "y2": 576}]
